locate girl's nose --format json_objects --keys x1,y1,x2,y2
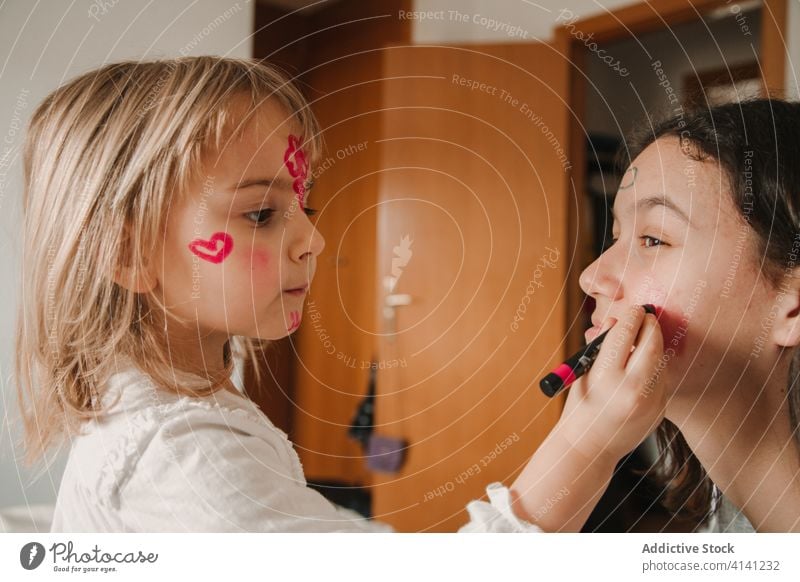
[
  {"x1": 291, "y1": 215, "x2": 325, "y2": 263},
  {"x1": 307, "y1": 225, "x2": 325, "y2": 258},
  {"x1": 579, "y1": 247, "x2": 623, "y2": 302}
]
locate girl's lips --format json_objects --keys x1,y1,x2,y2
[{"x1": 284, "y1": 286, "x2": 308, "y2": 296}]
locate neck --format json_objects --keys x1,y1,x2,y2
[
  {"x1": 666, "y1": 354, "x2": 800, "y2": 532},
  {"x1": 155, "y1": 312, "x2": 231, "y2": 380}
]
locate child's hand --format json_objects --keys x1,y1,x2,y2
[
  {"x1": 510, "y1": 307, "x2": 663, "y2": 530},
  {"x1": 557, "y1": 305, "x2": 666, "y2": 465}
]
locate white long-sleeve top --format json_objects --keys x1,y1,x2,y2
[{"x1": 50, "y1": 359, "x2": 541, "y2": 533}]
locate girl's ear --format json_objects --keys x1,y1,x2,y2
[
  {"x1": 112, "y1": 264, "x2": 157, "y2": 294},
  {"x1": 771, "y1": 269, "x2": 800, "y2": 348},
  {"x1": 111, "y1": 223, "x2": 158, "y2": 293}
]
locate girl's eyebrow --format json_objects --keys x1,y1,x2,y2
[
  {"x1": 611, "y1": 193, "x2": 692, "y2": 226},
  {"x1": 636, "y1": 193, "x2": 692, "y2": 225},
  {"x1": 231, "y1": 177, "x2": 294, "y2": 191}
]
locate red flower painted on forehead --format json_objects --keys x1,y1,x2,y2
[{"x1": 284, "y1": 134, "x2": 309, "y2": 208}]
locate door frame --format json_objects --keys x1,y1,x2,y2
[{"x1": 556, "y1": 0, "x2": 788, "y2": 352}]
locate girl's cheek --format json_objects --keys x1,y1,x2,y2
[
  {"x1": 637, "y1": 277, "x2": 668, "y2": 307},
  {"x1": 654, "y1": 307, "x2": 688, "y2": 355},
  {"x1": 642, "y1": 279, "x2": 709, "y2": 357},
  {"x1": 239, "y1": 248, "x2": 280, "y2": 286},
  {"x1": 187, "y1": 231, "x2": 234, "y2": 264},
  {"x1": 248, "y1": 249, "x2": 272, "y2": 271},
  {"x1": 631, "y1": 277, "x2": 689, "y2": 354}
]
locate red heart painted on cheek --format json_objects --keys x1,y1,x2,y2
[{"x1": 188, "y1": 231, "x2": 234, "y2": 264}]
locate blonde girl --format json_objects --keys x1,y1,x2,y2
[{"x1": 16, "y1": 56, "x2": 664, "y2": 532}]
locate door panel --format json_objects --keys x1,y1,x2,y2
[
  {"x1": 372, "y1": 43, "x2": 571, "y2": 531},
  {"x1": 291, "y1": 52, "x2": 385, "y2": 486}
]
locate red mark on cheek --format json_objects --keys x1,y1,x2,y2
[
  {"x1": 287, "y1": 310, "x2": 301, "y2": 332},
  {"x1": 284, "y1": 134, "x2": 308, "y2": 209},
  {"x1": 248, "y1": 249, "x2": 271, "y2": 270},
  {"x1": 652, "y1": 306, "x2": 688, "y2": 355},
  {"x1": 188, "y1": 232, "x2": 234, "y2": 264}
]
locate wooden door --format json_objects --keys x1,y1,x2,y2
[
  {"x1": 286, "y1": 2, "x2": 411, "y2": 488},
  {"x1": 371, "y1": 42, "x2": 572, "y2": 531}
]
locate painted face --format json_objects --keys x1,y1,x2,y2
[
  {"x1": 579, "y1": 136, "x2": 778, "y2": 395},
  {"x1": 157, "y1": 98, "x2": 325, "y2": 341},
  {"x1": 284, "y1": 134, "x2": 309, "y2": 209}
]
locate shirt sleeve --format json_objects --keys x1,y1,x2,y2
[
  {"x1": 459, "y1": 482, "x2": 544, "y2": 533},
  {"x1": 115, "y1": 402, "x2": 541, "y2": 533},
  {"x1": 116, "y1": 405, "x2": 393, "y2": 532}
]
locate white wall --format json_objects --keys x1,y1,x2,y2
[
  {"x1": 412, "y1": 0, "x2": 638, "y2": 43},
  {"x1": 0, "y1": 0, "x2": 254, "y2": 509}
]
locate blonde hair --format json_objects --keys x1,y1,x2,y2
[{"x1": 15, "y1": 56, "x2": 321, "y2": 466}]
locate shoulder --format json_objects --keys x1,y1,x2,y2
[
  {"x1": 705, "y1": 493, "x2": 755, "y2": 533},
  {"x1": 66, "y1": 360, "x2": 299, "y2": 509}
]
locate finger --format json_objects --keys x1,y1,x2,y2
[
  {"x1": 587, "y1": 315, "x2": 617, "y2": 343},
  {"x1": 600, "y1": 316, "x2": 617, "y2": 334},
  {"x1": 637, "y1": 312, "x2": 663, "y2": 351},
  {"x1": 626, "y1": 313, "x2": 664, "y2": 377},
  {"x1": 595, "y1": 305, "x2": 647, "y2": 372}
]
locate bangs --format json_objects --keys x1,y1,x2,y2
[{"x1": 138, "y1": 57, "x2": 322, "y2": 204}]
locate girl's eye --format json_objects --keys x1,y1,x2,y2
[
  {"x1": 246, "y1": 208, "x2": 274, "y2": 227},
  {"x1": 641, "y1": 235, "x2": 664, "y2": 248},
  {"x1": 246, "y1": 207, "x2": 316, "y2": 227}
]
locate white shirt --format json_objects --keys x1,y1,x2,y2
[
  {"x1": 703, "y1": 492, "x2": 756, "y2": 533},
  {"x1": 50, "y1": 359, "x2": 541, "y2": 533}
]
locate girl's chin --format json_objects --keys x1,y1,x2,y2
[{"x1": 247, "y1": 322, "x2": 302, "y2": 340}]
